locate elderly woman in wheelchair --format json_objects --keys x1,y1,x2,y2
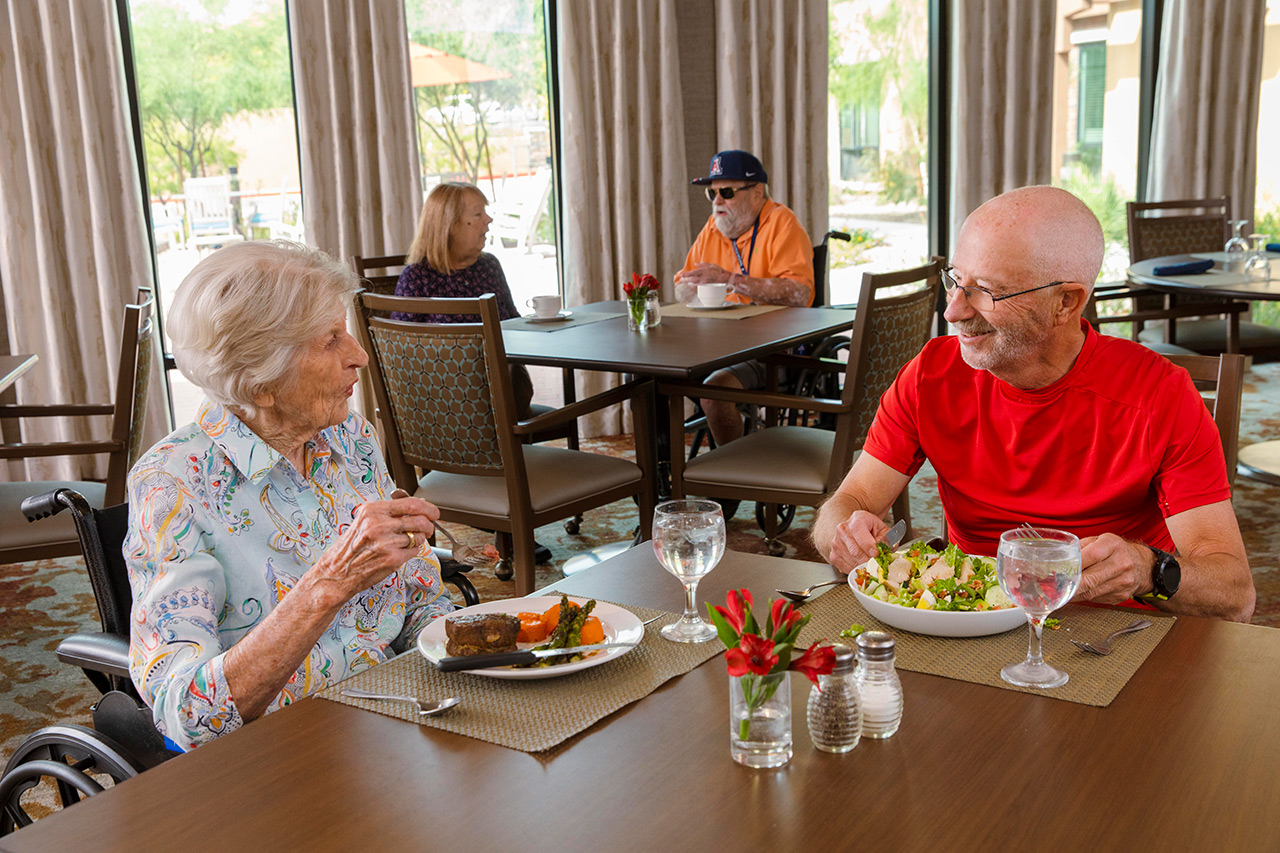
[
  {"x1": 2, "y1": 243, "x2": 458, "y2": 831},
  {"x1": 126, "y1": 241, "x2": 455, "y2": 751}
]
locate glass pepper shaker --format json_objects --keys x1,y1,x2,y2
[
  {"x1": 645, "y1": 291, "x2": 661, "y2": 327},
  {"x1": 855, "y1": 631, "x2": 903, "y2": 739},
  {"x1": 806, "y1": 643, "x2": 861, "y2": 753}
]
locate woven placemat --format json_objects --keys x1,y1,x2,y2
[
  {"x1": 659, "y1": 303, "x2": 787, "y2": 320},
  {"x1": 318, "y1": 605, "x2": 721, "y2": 752},
  {"x1": 795, "y1": 586, "x2": 1175, "y2": 707},
  {"x1": 502, "y1": 311, "x2": 619, "y2": 332}
]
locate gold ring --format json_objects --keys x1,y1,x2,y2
[{"x1": 405, "y1": 531, "x2": 416, "y2": 549}]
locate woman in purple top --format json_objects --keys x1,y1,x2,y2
[{"x1": 394, "y1": 182, "x2": 532, "y2": 415}]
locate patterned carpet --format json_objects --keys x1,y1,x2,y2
[{"x1": 3, "y1": 362, "x2": 1279, "y2": 817}]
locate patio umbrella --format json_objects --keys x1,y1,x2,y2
[{"x1": 409, "y1": 42, "x2": 511, "y2": 88}]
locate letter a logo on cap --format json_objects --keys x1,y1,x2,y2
[{"x1": 710, "y1": 156, "x2": 722, "y2": 176}]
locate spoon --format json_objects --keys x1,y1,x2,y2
[
  {"x1": 390, "y1": 488, "x2": 490, "y2": 566},
  {"x1": 1069, "y1": 619, "x2": 1153, "y2": 656},
  {"x1": 341, "y1": 689, "x2": 461, "y2": 717}
]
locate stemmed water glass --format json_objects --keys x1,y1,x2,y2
[
  {"x1": 1225, "y1": 220, "x2": 1250, "y2": 268},
  {"x1": 652, "y1": 499, "x2": 725, "y2": 643},
  {"x1": 1245, "y1": 233, "x2": 1273, "y2": 281},
  {"x1": 996, "y1": 527, "x2": 1082, "y2": 689}
]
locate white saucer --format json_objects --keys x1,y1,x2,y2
[
  {"x1": 525, "y1": 310, "x2": 573, "y2": 323},
  {"x1": 685, "y1": 300, "x2": 736, "y2": 311}
]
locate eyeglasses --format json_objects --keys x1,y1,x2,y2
[
  {"x1": 941, "y1": 267, "x2": 1068, "y2": 312},
  {"x1": 704, "y1": 184, "x2": 756, "y2": 202}
]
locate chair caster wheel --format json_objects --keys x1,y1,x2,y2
[
  {"x1": 766, "y1": 539, "x2": 786, "y2": 557},
  {"x1": 495, "y1": 559, "x2": 514, "y2": 581},
  {"x1": 564, "y1": 516, "x2": 582, "y2": 535}
]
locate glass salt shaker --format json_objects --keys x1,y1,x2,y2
[
  {"x1": 806, "y1": 643, "x2": 861, "y2": 753},
  {"x1": 855, "y1": 631, "x2": 903, "y2": 739},
  {"x1": 645, "y1": 291, "x2": 662, "y2": 327}
]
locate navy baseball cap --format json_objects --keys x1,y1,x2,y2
[{"x1": 691, "y1": 150, "x2": 768, "y2": 186}]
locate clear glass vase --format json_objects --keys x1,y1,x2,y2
[
  {"x1": 627, "y1": 297, "x2": 648, "y2": 331},
  {"x1": 729, "y1": 671, "x2": 791, "y2": 768}
]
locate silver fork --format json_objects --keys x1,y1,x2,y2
[
  {"x1": 1070, "y1": 619, "x2": 1153, "y2": 655},
  {"x1": 390, "y1": 488, "x2": 491, "y2": 566}
]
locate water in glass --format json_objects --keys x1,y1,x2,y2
[
  {"x1": 996, "y1": 528, "x2": 1081, "y2": 689},
  {"x1": 652, "y1": 499, "x2": 725, "y2": 643}
]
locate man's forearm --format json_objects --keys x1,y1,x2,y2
[
  {"x1": 728, "y1": 273, "x2": 811, "y2": 306},
  {"x1": 1157, "y1": 551, "x2": 1255, "y2": 623}
]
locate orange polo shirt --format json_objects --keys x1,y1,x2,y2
[{"x1": 679, "y1": 199, "x2": 815, "y2": 305}]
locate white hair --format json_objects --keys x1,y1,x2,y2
[{"x1": 168, "y1": 241, "x2": 359, "y2": 419}]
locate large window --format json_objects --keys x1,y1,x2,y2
[
  {"x1": 403, "y1": 0, "x2": 557, "y2": 312},
  {"x1": 827, "y1": 0, "x2": 930, "y2": 306},
  {"x1": 130, "y1": 0, "x2": 300, "y2": 425},
  {"x1": 1051, "y1": 1, "x2": 1144, "y2": 283}
]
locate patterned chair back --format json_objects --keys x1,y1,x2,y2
[
  {"x1": 831, "y1": 261, "x2": 941, "y2": 479},
  {"x1": 356, "y1": 293, "x2": 519, "y2": 485},
  {"x1": 1128, "y1": 198, "x2": 1230, "y2": 310},
  {"x1": 106, "y1": 288, "x2": 155, "y2": 504}
]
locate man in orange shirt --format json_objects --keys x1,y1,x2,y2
[{"x1": 675, "y1": 150, "x2": 814, "y2": 454}]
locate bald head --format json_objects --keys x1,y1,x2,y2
[{"x1": 957, "y1": 186, "x2": 1104, "y2": 291}]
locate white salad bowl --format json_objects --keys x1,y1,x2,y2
[{"x1": 848, "y1": 573, "x2": 1027, "y2": 638}]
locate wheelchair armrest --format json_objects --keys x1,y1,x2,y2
[{"x1": 57, "y1": 632, "x2": 132, "y2": 678}]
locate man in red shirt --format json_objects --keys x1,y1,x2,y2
[
  {"x1": 812, "y1": 186, "x2": 1254, "y2": 622},
  {"x1": 674, "y1": 150, "x2": 814, "y2": 451}
]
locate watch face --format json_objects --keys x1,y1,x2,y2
[{"x1": 1155, "y1": 550, "x2": 1181, "y2": 598}]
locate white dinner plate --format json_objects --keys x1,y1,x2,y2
[
  {"x1": 685, "y1": 301, "x2": 738, "y2": 311},
  {"x1": 417, "y1": 596, "x2": 644, "y2": 679},
  {"x1": 848, "y1": 569, "x2": 1026, "y2": 638},
  {"x1": 525, "y1": 310, "x2": 573, "y2": 323}
]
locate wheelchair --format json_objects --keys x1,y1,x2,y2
[{"x1": 1, "y1": 488, "x2": 479, "y2": 835}]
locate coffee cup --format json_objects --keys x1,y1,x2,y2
[
  {"x1": 697, "y1": 283, "x2": 729, "y2": 306},
  {"x1": 528, "y1": 295, "x2": 562, "y2": 318}
]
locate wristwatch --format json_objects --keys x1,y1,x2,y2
[{"x1": 1137, "y1": 546, "x2": 1181, "y2": 602}]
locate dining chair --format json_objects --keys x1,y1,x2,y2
[
  {"x1": 1089, "y1": 197, "x2": 1280, "y2": 359},
  {"x1": 0, "y1": 289, "x2": 154, "y2": 564},
  {"x1": 1161, "y1": 352, "x2": 1246, "y2": 487},
  {"x1": 182, "y1": 176, "x2": 244, "y2": 252},
  {"x1": 355, "y1": 292, "x2": 657, "y2": 595},
  {"x1": 661, "y1": 260, "x2": 941, "y2": 556},
  {"x1": 350, "y1": 253, "x2": 580, "y2": 455}
]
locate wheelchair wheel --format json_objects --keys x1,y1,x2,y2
[{"x1": 1, "y1": 725, "x2": 141, "y2": 835}]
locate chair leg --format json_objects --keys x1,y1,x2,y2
[
  {"x1": 512, "y1": 534, "x2": 537, "y2": 596},
  {"x1": 762, "y1": 502, "x2": 785, "y2": 557},
  {"x1": 494, "y1": 533, "x2": 514, "y2": 582}
]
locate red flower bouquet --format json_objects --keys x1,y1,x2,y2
[
  {"x1": 708, "y1": 589, "x2": 835, "y2": 741},
  {"x1": 622, "y1": 272, "x2": 659, "y2": 329}
]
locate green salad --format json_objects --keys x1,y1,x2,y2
[{"x1": 853, "y1": 541, "x2": 1014, "y2": 612}]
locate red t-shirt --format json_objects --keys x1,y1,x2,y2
[{"x1": 863, "y1": 321, "x2": 1230, "y2": 557}]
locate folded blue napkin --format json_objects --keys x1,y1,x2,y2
[
  {"x1": 1267, "y1": 243, "x2": 1280, "y2": 253},
  {"x1": 1152, "y1": 259, "x2": 1214, "y2": 276}
]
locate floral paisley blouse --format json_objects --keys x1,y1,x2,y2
[{"x1": 125, "y1": 400, "x2": 453, "y2": 750}]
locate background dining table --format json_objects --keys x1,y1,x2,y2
[
  {"x1": 4, "y1": 545, "x2": 1277, "y2": 851},
  {"x1": 1128, "y1": 252, "x2": 1280, "y2": 485}
]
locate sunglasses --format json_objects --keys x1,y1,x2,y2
[{"x1": 704, "y1": 184, "x2": 756, "y2": 202}]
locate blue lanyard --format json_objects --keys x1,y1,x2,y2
[{"x1": 732, "y1": 216, "x2": 761, "y2": 277}]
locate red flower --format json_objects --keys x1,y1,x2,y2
[
  {"x1": 623, "y1": 272, "x2": 655, "y2": 300},
  {"x1": 788, "y1": 642, "x2": 836, "y2": 687},
  {"x1": 770, "y1": 597, "x2": 802, "y2": 637},
  {"x1": 713, "y1": 589, "x2": 753, "y2": 635},
  {"x1": 725, "y1": 633, "x2": 778, "y2": 677}
]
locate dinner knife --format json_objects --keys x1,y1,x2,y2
[{"x1": 436, "y1": 641, "x2": 638, "y2": 672}]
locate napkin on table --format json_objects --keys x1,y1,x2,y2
[
  {"x1": 1152, "y1": 259, "x2": 1214, "y2": 276},
  {"x1": 1267, "y1": 243, "x2": 1280, "y2": 253}
]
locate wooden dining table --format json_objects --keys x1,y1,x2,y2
[
  {"x1": 0, "y1": 354, "x2": 37, "y2": 395},
  {"x1": 4, "y1": 546, "x2": 1277, "y2": 851},
  {"x1": 1128, "y1": 252, "x2": 1280, "y2": 485}
]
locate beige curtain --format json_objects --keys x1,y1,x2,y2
[
  {"x1": 558, "y1": 0, "x2": 692, "y2": 435},
  {"x1": 949, "y1": 0, "x2": 1056, "y2": 249},
  {"x1": 1145, "y1": 0, "x2": 1265, "y2": 225},
  {"x1": 714, "y1": 0, "x2": 828, "y2": 241},
  {"x1": 0, "y1": 0, "x2": 166, "y2": 483},
  {"x1": 289, "y1": 0, "x2": 422, "y2": 420}
]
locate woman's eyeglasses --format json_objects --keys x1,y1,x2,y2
[{"x1": 704, "y1": 184, "x2": 756, "y2": 202}]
